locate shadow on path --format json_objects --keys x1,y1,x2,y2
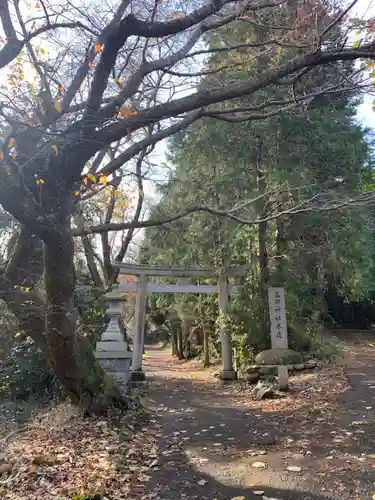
[{"x1": 142, "y1": 344, "x2": 375, "y2": 500}]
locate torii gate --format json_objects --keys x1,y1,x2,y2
[{"x1": 95, "y1": 262, "x2": 246, "y2": 387}]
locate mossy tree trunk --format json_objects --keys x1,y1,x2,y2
[
  {"x1": 44, "y1": 236, "x2": 125, "y2": 413},
  {"x1": 42, "y1": 190, "x2": 126, "y2": 414},
  {"x1": 1, "y1": 219, "x2": 125, "y2": 414}
]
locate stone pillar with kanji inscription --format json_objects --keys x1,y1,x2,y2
[
  {"x1": 131, "y1": 274, "x2": 148, "y2": 381},
  {"x1": 268, "y1": 287, "x2": 288, "y2": 349},
  {"x1": 268, "y1": 287, "x2": 289, "y2": 391}
]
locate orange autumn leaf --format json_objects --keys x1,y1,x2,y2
[
  {"x1": 87, "y1": 173, "x2": 96, "y2": 182},
  {"x1": 114, "y1": 77, "x2": 123, "y2": 88},
  {"x1": 167, "y1": 11, "x2": 185, "y2": 19},
  {"x1": 118, "y1": 106, "x2": 137, "y2": 118},
  {"x1": 95, "y1": 43, "x2": 102, "y2": 53},
  {"x1": 8, "y1": 138, "x2": 15, "y2": 148},
  {"x1": 54, "y1": 99, "x2": 62, "y2": 112},
  {"x1": 98, "y1": 175, "x2": 107, "y2": 186}
]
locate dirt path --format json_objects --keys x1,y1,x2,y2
[{"x1": 142, "y1": 339, "x2": 375, "y2": 500}]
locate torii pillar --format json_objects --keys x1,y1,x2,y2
[{"x1": 131, "y1": 274, "x2": 148, "y2": 381}]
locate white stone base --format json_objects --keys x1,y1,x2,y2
[
  {"x1": 95, "y1": 350, "x2": 132, "y2": 359},
  {"x1": 219, "y1": 370, "x2": 237, "y2": 381},
  {"x1": 96, "y1": 340, "x2": 129, "y2": 352},
  {"x1": 277, "y1": 365, "x2": 289, "y2": 391},
  {"x1": 101, "y1": 331, "x2": 124, "y2": 342}
]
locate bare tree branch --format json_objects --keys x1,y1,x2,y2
[
  {"x1": 0, "y1": 3, "x2": 91, "y2": 70},
  {"x1": 98, "y1": 111, "x2": 201, "y2": 178},
  {"x1": 94, "y1": 44, "x2": 375, "y2": 152},
  {"x1": 75, "y1": 204, "x2": 104, "y2": 288},
  {"x1": 101, "y1": 187, "x2": 117, "y2": 282},
  {"x1": 125, "y1": 0, "x2": 285, "y2": 38},
  {"x1": 110, "y1": 149, "x2": 148, "y2": 284},
  {"x1": 320, "y1": 0, "x2": 359, "y2": 42},
  {"x1": 73, "y1": 191, "x2": 375, "y2": 236}
]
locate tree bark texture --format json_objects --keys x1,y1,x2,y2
[
  {"x1": 203, "y1": 326, "x2": 210, "y2": 367},
  {"x1": 275, "y1": 217, "x2": 288, "y2": 282},
  {"x1": 182, "y1": 319, "x2": 191, "y2": 360},
  {"x1": 37, "y1": 186, "x2": 125, "y2": 413},
  {"x1": 43, "y1": 223, "x2": 125, "y2": 413},
  {"x1": 171, "y1": 331, "x2": 177, "y2": 356},
  {"x1": 256, "y1": 137, "x2": 269, "y2": 293},
  {"x1": 176, "y1": 327, "x2": 183, "y2": 359}
]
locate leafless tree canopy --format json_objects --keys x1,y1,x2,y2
[{"x1": 0, "y1": 0, "x2": 374, "y2": 241}]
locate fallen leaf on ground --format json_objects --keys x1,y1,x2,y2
[
  {"x1": 287, "y1": 465, "x2": 302, "y2": 472},
  {"x1": 197, "y1": 479, "x2": 208, "y2": 485},
  {"x1": 252, "y1": 461, "x2": 267, "y2": 468},
  {"x1": 29, "y1": 463, "x2": 37, "y2": 473},
  {"x1": 0, "y1": 463, "x2": 12, "y2": 475}
]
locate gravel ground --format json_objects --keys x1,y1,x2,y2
[{"x1": 143, "y1": 340, "x2": 375, "y2": 500}]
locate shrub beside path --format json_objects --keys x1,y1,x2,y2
[{"x1": 143, "y1": 335, "x2": 375, "y2": 500}]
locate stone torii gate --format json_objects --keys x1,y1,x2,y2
[{"x1": 95, "y1": 263, "x2": 246, "y2": 388}]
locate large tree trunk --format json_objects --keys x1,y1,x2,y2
[
  {"x1": 256, "y1": 137, "x2": 269, "y2": 294},
  {"x1": 275, "y1": 217, "x2": 288, "y2": 282},
  {"x1": 0, "y1": 233, "x2": 125, "y2": 413},
  {"x1": 182, "y1": 320, "x2": 191, "y2": 360},
  {"x1": 203, "y1": 326, "x2": 210, "y2": 367},
  {"x1": 171, "y1": 331, "x2": 178, "y2": 356},
  {"x1": 43, "y1": 197, "x2": 125, "y2": 414},
  {"x1": 256, "y1": 137, "x2": 270, "y2": 335},
  {"x1": 176, "y1": 327, "x2": 183, "y2": 359}
]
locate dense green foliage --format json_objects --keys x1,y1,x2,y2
[
  {"x1": 0, "y1": 338, "x2": 62, "y2": 401},
  {"x1": 142, "y1": 18, "x2": 375, "y2": 364},
  {"x1": 74, "y1": 282, "x2": 107, "y2": 344}
]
